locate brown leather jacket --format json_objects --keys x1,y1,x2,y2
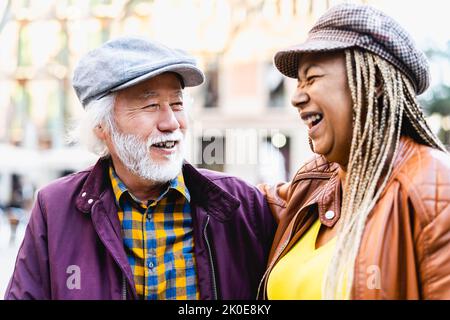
[{"x1": 258, "y1": 136, "x2": 450, "y2": 299}]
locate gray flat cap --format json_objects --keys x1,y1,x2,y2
[
  {"x1": 72, "y1": 36, "x2": 205, "y2": 107},
  {"x1": 274, "y1": 4, "x2": 430, "y2": 94}
]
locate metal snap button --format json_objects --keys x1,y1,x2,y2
[{"x1": 325, "y1": 210, "x2": 335, "y2": 220}]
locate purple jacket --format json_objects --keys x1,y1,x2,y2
[{"x1": 5, "y1": 158, "x2": 275, "y2": 300}]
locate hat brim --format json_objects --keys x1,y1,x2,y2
[
  {"x1": 274, "y1": 39, "x2": 353, "y2": 78},
  {"x1": 110, "y1": 63, "x2": 205, "y2": 93}
]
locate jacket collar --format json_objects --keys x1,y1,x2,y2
[
  {"x1": 182, "y1": 161, "x2": 240, "y2": 222},
  {"x1": 108, "y1": 164, "x2": 191, "y2": 210},
  {"x1": 76, "y1": 157, "x2": 110, "y2": 214},
  {"x1": 294, "y1": 169, "x2": 341, "y2": 228},
  {"x1": 316, "y1": 170, "x2": 342, "y2": 228},
  {"x1": 297, "y1": 136, "x2": 418, "y2": 229},
  {"x1": 290, "y1": 155, "x2": 341, "y2": 228},
  {"x1": 76, "y1": 157, "x2": 240, "y2": 222}
]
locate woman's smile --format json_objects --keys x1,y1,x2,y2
[{"x1": 301, "y1": 110, "x2": 325, "y2": 138}]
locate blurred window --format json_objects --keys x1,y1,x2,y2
[
  {"x1": 204, "y1": 60, "x2": 219, "y2": 108},
  {"x1": 266, "y1": 63, "x2": 286, "y2": 108},
  {"x1": 265, "y1": 133, "x2": 291, "y2": 180},
  {"x1": 198, "y1": 136, "x2": 225, "y2": 172}
]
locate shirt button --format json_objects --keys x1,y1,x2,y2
[
  {"x1": 81, "y1": 192, "x2": 86, "y2": 197},
  {"x1": 325, "y1": 210, "x2": 335, "y2": 220},
  {"x1": 147, "y1": 261, "x2": 154, "y2": 269},
  {"x1": 88, "y1": 199, "x2": 94, "y2": 204}
]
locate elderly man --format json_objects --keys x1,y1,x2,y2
[{"x1": 5, "y1": 37, "x2": 276, "y2": 300}]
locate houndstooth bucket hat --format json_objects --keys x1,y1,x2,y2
[{"x1": 274, "y1": 3, "x2": 430, "y2": 94}]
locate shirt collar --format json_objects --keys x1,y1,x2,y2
[{"x1": 108, "y1": 164, "x2": 191, "y2": 209}]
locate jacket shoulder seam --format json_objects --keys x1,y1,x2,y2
[
  {"x1": 395, "y1": 172, "x2": 431, "y2": 226},
  {"x1": 36, "y1": 190, "x2": 49, "y2": 223},
  {"x1": 292, "y1": 172, "x2": 334, "y2": 184},
  {"x1": 207, "y1": 175, "x2": 237, "y2": 182},
  {"x1": 396, "y1": 166, "x2": 450, "y2": 223},
  {"x1": 395, "y1": 172, "x2": 447, "y2": 299},
  {"x1": 250, "y1": 187, "x2": 260, "y2": 241}
]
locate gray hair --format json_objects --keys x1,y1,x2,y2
[{"x1": 68, "y1": 94, "x2": 116, "y2": 157}]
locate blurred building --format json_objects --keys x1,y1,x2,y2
[{"x1": 0, "y1": 0, "x2": 369, "y2": 203}]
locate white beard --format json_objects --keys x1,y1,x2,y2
[{"x1": 111, "y1": 129, "x2": 184, "y2": 183}]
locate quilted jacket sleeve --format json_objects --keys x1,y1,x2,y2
[
  {"x1": 415, "y1": 192, "x2": 450, "y2": 299},
  {"x1": 256, "y1": 182, "x2": 290, "y2": 224},
  {"x1": 403, "y1": 147, "x2": 450, "y2": 299}
]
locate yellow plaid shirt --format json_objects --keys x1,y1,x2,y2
[{"x1": 109, "y1": 165, "x2": 199, "y2": 300}]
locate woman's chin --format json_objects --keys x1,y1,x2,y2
[
  {"x1": 311, "y1": 140, "x2": 329, "y2": 157},
  {"x1": 314, "y1": 147, "x2": 338, "y2": 164},
  {"x1": 323, "y1": 152, "x2": 349, "y2": 167},
  {"x1": 312, "y1": 139, "x2": 350, "y2": 165}
]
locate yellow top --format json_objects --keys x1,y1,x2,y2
[{"x1": 267, "y1": 219, "x2": 337, "y2": 300}]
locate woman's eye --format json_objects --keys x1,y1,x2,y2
[{"x1": 306, "y1": 75, "x2": 319, "y2": 82}]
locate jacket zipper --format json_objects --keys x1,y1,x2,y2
[
  {"x1": 122, "y1": 273, "x2": 127, "y2": 300},
  {"x1": 90, "y1": 202, "x2": 132, "y2": 300},
  {"x1": 203, "y1": 215, "x2": 218, "y2": 300},
  {"x1": 256, "y1": 207, "x2": 311, "y2": 299},
  {"x1": 256, "y1": 239, "x2": 289, "y2": 299}
]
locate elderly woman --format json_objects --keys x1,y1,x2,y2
[{"x1": 259, "y1": 4, "x2": 450, "y2": 300}]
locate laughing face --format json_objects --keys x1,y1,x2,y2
[
  {"x1": 291, "y1": 51, "x2": 354, "y2": 166},
  {"x1": 103, "y1": 72, "x2": 187, "y2": 183}
]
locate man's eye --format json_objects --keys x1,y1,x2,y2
[
  {"x1": 143, "y1": 103, "x2": 159, "y2": 110},
  {"x1": 171, "y1": 102, "x2": 184, "y2": 110}
]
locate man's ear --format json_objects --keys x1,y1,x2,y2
[{"x1": 94, "y1": 124, "x2": 107, "y2": 141}]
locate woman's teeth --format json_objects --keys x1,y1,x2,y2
[{"x1": 303, "y1": 114, "x2": 323, "y2": 128}]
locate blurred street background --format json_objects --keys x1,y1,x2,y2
[{"x1": 1, "y1": 0, "x2": 450, "y2": 298}]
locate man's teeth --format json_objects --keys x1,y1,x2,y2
[{"x1": 153, "y1": 141, "x2": 176, "y2": 148}]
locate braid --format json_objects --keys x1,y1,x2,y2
[{"x1": 322, "y1": 49, "x2": 447, "y2": 299}]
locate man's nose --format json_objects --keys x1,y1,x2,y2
[
  {"x1": 157, "y1": 106, "x2": 180, "y2": 132},
  {"x1": 291, "y1": 87, "x2": 310, "y2": 109}
]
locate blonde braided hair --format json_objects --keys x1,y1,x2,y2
[{"x1": 322, "y1": 49, "x2": 447, "y2": 299}]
